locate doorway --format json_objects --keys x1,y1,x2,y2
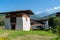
[
  {"x1": 11, "y1": 25, "x2": 15, "y2": 30},
  {"x1": 10, "y1": 17, "x2": 16, "y2": 30}
]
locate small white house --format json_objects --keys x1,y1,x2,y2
[{"x1": 2, "y1": 10, "x2": 33, "y2": 31}]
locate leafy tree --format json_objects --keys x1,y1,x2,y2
[
  {"x1": 49, "y1": 16, "x2": 60, "y2": 33},
  {"x1": 53, "y1": 17, "x2": 60, "y2": 33},
  {"x1": 51, "y1": 16, "x2": 60, "y2": 40}
]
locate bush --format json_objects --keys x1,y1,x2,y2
[
  {"x1": 51, "y1": 37, "x2": 60, "y2": 40},
  {"x1": 51, "y1": 17, "x2": 60, "y2": 40},
  {"x1": 0, "y1": 37, "x2": 10, "y2": 40}
]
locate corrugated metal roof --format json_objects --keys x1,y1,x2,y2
[{"x1": 0, "y1": 10, "x2": 34, "y2": 15}]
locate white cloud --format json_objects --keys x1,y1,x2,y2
[
  {"x1": 53, "y1": 7, "x2": 58, "y2": 9},
  {"x1": 58, "y1": 6, "x2": 60, "y2": 8},
  {"x1": 46, "y1": 6, "x2": 60, "y2": 11},
  {"x1": 46, "y1": 8, "x2": 53, "y2": 11},
  {"x1": 36, "y1": 6, "x2": 60, "y2": 14},
  {"x1": 36, "y1": 11, "x2": 42, "y2": 14}
]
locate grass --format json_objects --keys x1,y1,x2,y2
[
  {"x1": 0, "y1": 29, "x2": 57, "y2": 40},
  {"x1": 52, "y1": 36, "x2": 60, "y2": 40},
  {"x1": 0, "y1": 30, "x2": 57, "y2": 38},
  {"x1": 0, "y1": 37, "x2": 10, "y2": 40}
]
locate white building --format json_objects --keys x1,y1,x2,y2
[{"x1": 3, "y1": 10, "x2": 33, "y2": 31}]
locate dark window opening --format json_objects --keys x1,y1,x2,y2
[{"x1": 10, "y1": 17, "x2": 16, "y2": 23}]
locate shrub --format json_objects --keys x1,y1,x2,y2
[{"x1": 0, "y1": 37, "x2": 10, "y2": 40}]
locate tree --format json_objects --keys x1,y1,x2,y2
[
  {"x1": 51, "y1": 16, "x2": 60, "y2": 40},
  {"x1": 53, "y1": 17, "x2": 60, "y2": 33},
  {"x1": 49, "y1": 16, "x2": 60, "y2": 34}
]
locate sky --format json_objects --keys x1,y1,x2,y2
[{"x1": 0, "y1": 0, "x2": 60, "y2": 14}]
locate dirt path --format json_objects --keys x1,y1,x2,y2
[{"x1": 12, "y1": 35, "x2": 56, "y2": 40}]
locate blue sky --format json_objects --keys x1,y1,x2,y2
[{"x1": 0, "y1": 0, "x2": 60, "y2": 14}]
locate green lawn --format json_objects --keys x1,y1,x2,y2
[
  {"x1": 0, "y1": 26, "x2": 57, "y2": 40},
  {"x1": 0, "y1": 30, "x2": 57, "y2": 40}
]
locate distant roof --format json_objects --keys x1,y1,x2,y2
[{"x1": 0, "y1": 10, "x2": 34, "y2": 15}]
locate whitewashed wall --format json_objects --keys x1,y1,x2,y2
[
  {"x1": 5, "y1": 18, "x2": 11, "y2": 30},
  {"x1": 44, "y1": 20, "x2": 49, "y2": 29},
  {"x1": 5, "y1": 14, "x2": 31, "y2": 31},
  {"x1": 22, "y1": 16, "x2": 31, "y2": 31},
  {"x1": 16, "y1": 17, "x2": 23, "y2": 30}
]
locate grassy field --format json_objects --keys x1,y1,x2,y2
[
  {"x1": 0, "y1": 15, "x2": 57, "y2": 40},
  {"x1": 0, "y1": 30, "x2": 57, "y2": 40}
]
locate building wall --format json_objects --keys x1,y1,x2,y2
[
  {"x1": 44, "y1": 20, "x2": 49, "y2": 29},
  {"x1": 5, "y1": 14, "x2": 31, "y2": 31},
  {"x1": 22, "y1": 14, "x2": 31, "y2": 31},
  {"x1": 5, "y1": 18, "x2": 11, "y2": 30},
  {"x1": 16, "y1": 17, "x2": 23, "y2": 30},
  {"x1": 31, "y1": 26, "x2": 37, "y2": 29},
  {"x1": 16, "y1": 15, "x2": 31, "y2": 31}
]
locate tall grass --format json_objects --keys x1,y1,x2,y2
[{"x1": 0, "y1": 30, "x2": 57, "y2": 40}]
